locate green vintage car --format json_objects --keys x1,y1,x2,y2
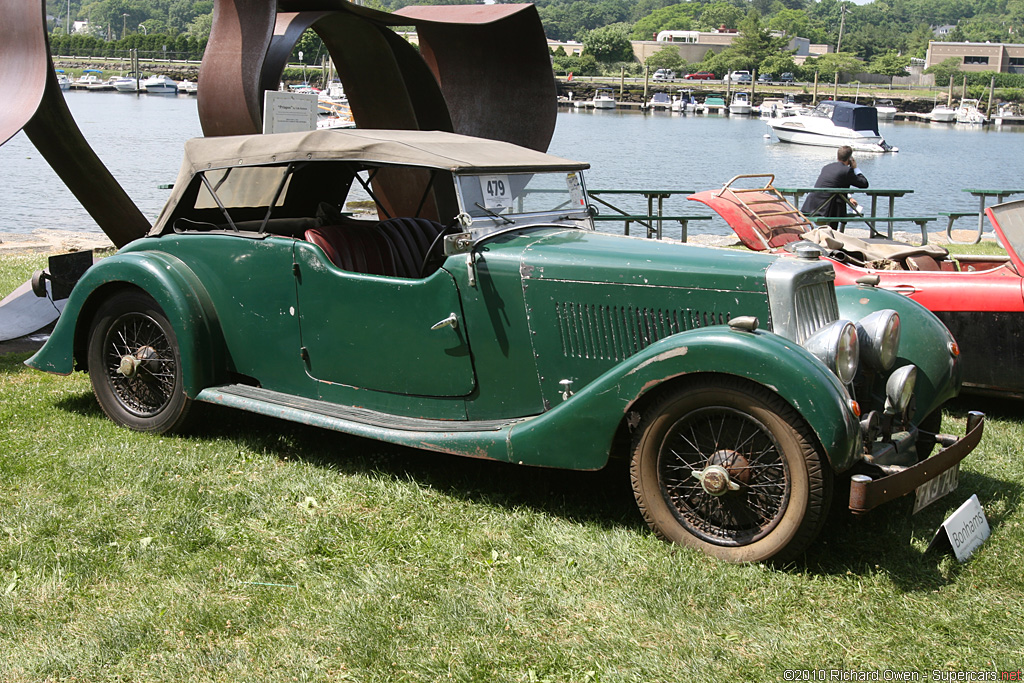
[{"x1": 27, "y1": 129, "x2": 983, "y2": 563}]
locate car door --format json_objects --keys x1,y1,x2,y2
[{"x1": 292, "y1": 241, "x2": 476, "y2": 397}]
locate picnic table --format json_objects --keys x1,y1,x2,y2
[
  {"x1": 588, "y1": 189, "x2": 712, "y2": 240},
  {"x1": 775, "y1": 186, "x2": 930, "y2": 241},
  {"x1": 944, "y1": 189, "x2": 1024, "y2": 244}
]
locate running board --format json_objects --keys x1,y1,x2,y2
[{"x1": 196, "y1": 384, "x2": 523, "y2": 435}]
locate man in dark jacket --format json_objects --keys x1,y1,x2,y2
[{"x1": 801, "y1": 146, "x2": 869, "y2": 224}]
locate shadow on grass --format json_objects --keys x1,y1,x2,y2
[
  {"x1": 189, "y1": 401, "x2": 646, "y2": 537},
  {"x1": 47, "y1": 385, "x2": 1021, "y2": 583}
]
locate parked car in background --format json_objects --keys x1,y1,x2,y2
[
  {"x1": 28, "y1": 129, "x2": 981, "y2": 564},
  {"x1": 757, "y1": 73, "x2": 774, "y2": 84},
  {"x1": 725, "y1": 70, "x2": 752, "y2": 83},
  {"x1": 780, "y1": 72, "x2": 796, "y2": 83},
  {"x1": 652, "y1": 69, "x2": 676, "y2": 82},
  {"x1": 683, "y1": 71, "x2": 715, "y2": 80},
  {"x1": 689, "y1": 173, "x2": 1024, "y2": 397}
]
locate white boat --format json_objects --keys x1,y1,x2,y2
[
  {"x1": 872, "y1": 99, "x2": 897, "y2": 120},
  {"x1": 766, "y1": 100, "x2": 897, "y2": 153},
  {"x1": 647, "y1": 92, "x2": 671, "y2": 110},
  {"x1": 55, "y1": 70, "x2": 71, "y2": 90},
  {"x1": 142, "y1": 74, "x2": 178, "y2": 94},
  {"x1": 74, "y1": 71, "x2": 103, "y2": 88},
  {"x1": 955, "y1": 98, "x2": 987, "y2": 124},
  {"x1": 926, "y1": 103, "x2": 956, "y2": 123},
  {"x1": 671, "y1": 92, "x2": 696, "y2": 113},
  {"x1": 698, "y1": 94, "x2": 727, "y2": 115},
  {"x1": 729, "y1": 91, "x2": 753, "y2": 116},
  {"x1": 112, "y1": 75, "x2": 140, "y2": 92},
  {"x1": 591, "y1": 88, "x2": 615, "y2": 109},
  {"x1": 178, "y1": 79, "x2": 198, "y2": 95}
]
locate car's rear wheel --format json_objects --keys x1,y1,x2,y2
[
  {"x1": 630, "y1": 377, "x2": 832, "y2": 563},
  {"x1": 87, "y1": 291, "x2": 191, "y2": 433}
]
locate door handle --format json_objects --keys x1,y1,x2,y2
[
  {"x1": 886, "y1": 284, "x2": 917, "y2": 296},
  {"x1": 430, "y1": 313, "x2": 459, "y2": 330}
]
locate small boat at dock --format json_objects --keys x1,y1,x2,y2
[
  {"x1": 699, "y1": 94, "x2": 726, "y2": 115},
  {"x1": 766, "y1": 100, "x2": 896, "y2": 153},
  {"x1": 955, "y1": 98, "x2": 987, "y2": 124},
  {"x1": 646, "y1": 92, "x2": 671, "y2": 110},
  {"x1": 873, "y1": 99, "x2": 897, "y2": 120},
  {"x1": 141, "y1": 74, "x2": 178, "y2": 94},
  {"x1": 729, "y1": 91, "x2": 753, "y2": 116},
  {"x1": 926, "y1": 103, "x2": 956, "y2": 123}
]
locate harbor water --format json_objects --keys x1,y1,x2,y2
[{"x1": 2, "y1": 90, "x2": 1023, "y2": 239}]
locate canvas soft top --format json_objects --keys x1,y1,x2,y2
[
  {"x1": 152, "y1": 129, "x2": 588, "y2": 236},
  {"x1": 174, "y1": 128, "x2": 588, "y2": 176}
]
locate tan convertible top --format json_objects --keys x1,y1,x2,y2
[
  {"x1": 177, "y1": 128, "x2": 588, "y2": 175},
  {"x1": 152, "y1": 129, "x2": 588, "y2": 235}
]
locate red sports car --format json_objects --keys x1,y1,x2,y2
[
  {"x1": 689, "y1": 176, "x2": 1024, "y2": 397},
  {"x1": 683, "y1": 71, "x2": 716, "y2": 80}
]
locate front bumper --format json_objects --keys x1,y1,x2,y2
[{"x1": 848, "y1": 411, "x2": 984, "y2": 514}]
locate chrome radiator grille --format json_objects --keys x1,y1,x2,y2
[
  {"x1": 556, "y1": 302, "x2": 729, "y2": 361},
  {"x1": 793, "y1": 280, "x2": 840, "y2": 343}
]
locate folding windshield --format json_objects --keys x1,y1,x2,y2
[{"x1": 455, "y1": 171, "x2": 588, "y2": 223}]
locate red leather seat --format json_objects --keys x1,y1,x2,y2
[{"x1": 304, "y1": 225, "x2": 396, "y2": 276}]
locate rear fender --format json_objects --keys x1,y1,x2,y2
[
  {"x1": 507, "y1": 326, "x2": 861, "y2": 472},
  {"x1": 25, "y1": 251, "x2": 226, "y2": 396}
]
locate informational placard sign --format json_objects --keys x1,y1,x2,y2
[
  {"x1": 927, "y1": 494, "x2": 990, "y2": 562},
  {"x1": 262, "y1": 91, "x2": 318, "y2": 134},
  {"x1": 566, "y1": 172, "x2": 585, "y2": 208},
  {"x1": 479, "y1": 175, "x2": 512, "y2": 211}
]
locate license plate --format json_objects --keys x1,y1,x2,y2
[{"x1": 913, "y1": 464, "x2": 959, "y2": 514}]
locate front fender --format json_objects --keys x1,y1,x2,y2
[
  {"x1": 507, "y1": 326, "x2": 861, "y2": 472},
  {"x1": 26, "y1": 251, "x2": 226, "y2": 397},
  {"x1": 836, "y1": 284, "x2": 961, "y2": 420}
]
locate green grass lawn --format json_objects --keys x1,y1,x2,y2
[{"x1": 1, "y1": 255, "x2": 1023, "y2": 681}]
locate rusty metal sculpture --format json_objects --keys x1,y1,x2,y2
[
  {"x1": 0, "y1": 1, "x2": 152, "y2": 248},
  {"x1": 2, "y1": 0, "x2": 556, "y2": 245}
]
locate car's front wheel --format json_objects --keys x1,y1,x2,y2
[
  {"x1": 630, "y1": 377, "x2": 832, "y2": 563},
  {"x1": 87, "y1": 291, "x2": 192, "y2": 433}
]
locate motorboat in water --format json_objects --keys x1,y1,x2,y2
[
  {"x1": 647, "y1": 92, "x2": 671, "y2": 110},
  {"x1": 671, "y1": 91, "x2": 697, "y2": 113},
  {"x1": 926, "y1": 103, "x2": 956, "y2": 123},
  {"x1": 142, "y1": 74, "x2": 178, "y2": 94},
  {"x1": 729, "y1": 91, "x2": 753, "y2": 116},
  {"x1": 55, "y1": 70, "x2": 71, "y2": 90},
  {"x1": 699, "y1": 94, "x2": 726, "y2": 114},
  {"x1": 766, "y1": 100, "x2": 897, "y2": 153},
  {"x1": 955, "y1": 98, "x2": 987, "y2": 124},
  {"x1": 591, "y1": 88, "x2": 615, "y2": 109},
  {"x1": 112, "y1": 75, "x2": 140, "y2": 92},
  {"x1": 872, "y1": 99, "x2": 897, "y2": 120},
  {"x1": 178, "y1": 79, "x2": 198, "y2": 95}
]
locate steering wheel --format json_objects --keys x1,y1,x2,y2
[{"x1": 419, "y1": 219, "x2": 461, "y2": 278}]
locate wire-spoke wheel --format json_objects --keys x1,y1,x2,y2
[
  {"x1": 87, "y1": 291, "x2": 191, "y2": 433},
  {"x1": 630, "y1": 377, "x2": 832, "y2": 563}
]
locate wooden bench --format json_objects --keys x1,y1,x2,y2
[
  {"x1": 592, "y1": 214, "x2": 713, "y2": 241},
  {"x1": 807, "y1": 215, "x2": 937, "y2": 244}
]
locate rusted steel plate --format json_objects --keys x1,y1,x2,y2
[
  {"x1": 198, "y1": 0, "x2": 276, "y2": 136},
  {"x1": 395, "y1": 4, "x2": 556, "y2": 152},
  {"x1": 2, "y1": 0, "x2": 150, "y2": 246},
  {"x1": 0, "y1": 0, "x2": 49, "y2": 146}
]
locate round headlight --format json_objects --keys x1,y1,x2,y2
[
  {"x1": 885, "y1": 364, "x2": 917, "y2": 414},
  {"x1": 804, "y1": 320, "x2": 860, "y2": 384},
  {"x1": 856, "y1": 310, "x2": 901, "y2": 371}
]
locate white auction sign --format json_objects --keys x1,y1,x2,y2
[
  {"x1": 263, "y1": 91, "x2": 318, "y2": 134},
  {"x1": 940, "y1": 494, "x2": 991, "y2": 562}
]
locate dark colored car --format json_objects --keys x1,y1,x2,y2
[
  {"x1": 28, "y1": 129, "x2": 981, "y2": 564},
  {"x1": 683, "y1": 71, "x2": 715, "y2": 80},
  {"x1": 780, "y1": 72, "x2": 796, "y2": 83},
  {"x1": 757, "y1": 73, "x2": 774, "y2": 83}
]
